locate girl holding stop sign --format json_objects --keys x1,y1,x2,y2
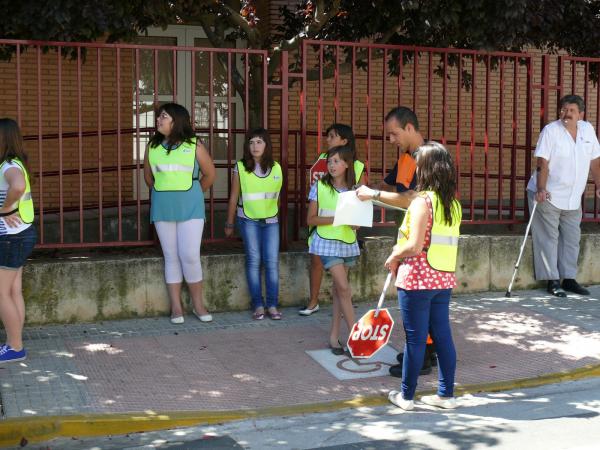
[{"x1": 384, "y1": 142, "x2": 461, "y2": 411}]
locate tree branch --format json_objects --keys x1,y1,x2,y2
[
  {"x1": 219, "y1": 2, "x2": 262, "y2": 47},
  {"x1": 375, "y1": 23, "x2": 405, "y2": 45},
  {"x1": 268, "y1": 0, "x2": 342, "y2": 79}
]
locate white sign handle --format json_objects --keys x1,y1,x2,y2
[{"x1": 374, "y1": 272, "x2": 393, "y2": 318}]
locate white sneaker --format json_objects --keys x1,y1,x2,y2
[
  {"x1": 388, "y1": 390, "x2": 414, "y2": 411},
  {"x1": 193, "y1": 309, "x2": 213, "y2": 322},
  {"x1": 170, "y1": 316, "x2": 184, "y2": 324},
  {"x1": 420, "y1": 394, "x2": 457, "y2": 409}
]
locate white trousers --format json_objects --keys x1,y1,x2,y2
[{"x1": 154, "y1": 219, "x2": 204, "y2": 284}]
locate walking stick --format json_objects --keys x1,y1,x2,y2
[{"x1": 505, "y1": 201, "x2": 538, "y2": 297}]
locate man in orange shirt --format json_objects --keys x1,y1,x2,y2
[{"x1": 357, "y1": 106, "x2": 422, "y2": 207}]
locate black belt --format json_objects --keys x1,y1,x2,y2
[{"x1": 0, "y1": 208, "x2": 18, "y2": 217}]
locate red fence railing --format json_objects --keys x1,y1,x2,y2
[{"x1": 0, "y1": 38, "x2": 599, "y2": 249}]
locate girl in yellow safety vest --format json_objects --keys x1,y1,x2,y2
[
  {"x1": 144, "y1": 103, "x2": 216, "y2": 325},
  {"x1": 0, "y1": 118, "x2": 37, "y2": 365},
  {"x1": 384, "y1": 142, "x2": 461, "y2": 411},
  {"x1": 307, "y1": 145, "x2": 360, "y2": 355},
  {"x1": 300, "y1": 123, "x2": 366, "y2": 317},
  {"x1": 225, "y1": 128, "x2": 283, "y2": 321}
]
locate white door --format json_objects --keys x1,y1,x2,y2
[{"x1": 134, "y1": 25, "x2": 244, "y2": 200}]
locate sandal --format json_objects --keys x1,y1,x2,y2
[
  {"x1": 252, "y1": 309, "x2": 265, "y2": 320},
  {"x1": 329, "y1": 339, "x2": 346, "y2": 356},
  {"x1": 267, "y1": 308, "x2": 282, "y2": 320},
  {"x1": 329, "y1": 344, "x2": 345, "y2": 356}
]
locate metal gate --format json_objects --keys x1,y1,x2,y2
[{"x1": 0, "y1": 38, "x2": 598, "y2": 249}]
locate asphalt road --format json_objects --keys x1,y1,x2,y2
[{"x1": 32, "y1": 377, "x2": 600, "y2": 450}]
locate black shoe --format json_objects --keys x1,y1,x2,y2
[
  {"x1": 421, "y1": 351, "x2": 432, "y2": 373},
  {"x1": 562, "y1": 279, "x2": 590, "y2": 295},
  {"x1": 430, "y1": 351, "x2": 438, "y2": 367},
  {"x1": 396, "y1": 351, "x2": 434, "y2": 368},
  {"x1": 395, "y1": 350, "x2": 434, "y2": 369},
  {"x1": 547, "y1": 280, "x2": 567, "y2": 297},
  {"x1": 389, "y1": 364, "x2": 403, "y2": 378},
  {"x1": 425, "y1": 343, "x2": 438, "y2": 367},
  {"x1": 419, "y1": 365, "x2": 432, "y2": 375},
  {"x1": 388, "y1": 361, "x2": 432, "y2": 378}
]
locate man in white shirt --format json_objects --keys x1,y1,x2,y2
[{"x1": 527, "y1": 94, "x2": 600, "y2": 296}]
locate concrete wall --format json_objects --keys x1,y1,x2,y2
[{"x1": 22, "y1": 234, "x2": 600, "y2": 325}]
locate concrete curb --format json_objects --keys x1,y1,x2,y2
[{"x1": 2, "y1": 363, "x2": 599, "y2": 448}]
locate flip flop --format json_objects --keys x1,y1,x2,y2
[
  {"x1": 268, "y1": 310, "x2": 282, "y2": 320},
  {"x1": 252, "y1": 310, "x2": 265, "y2": 320}
]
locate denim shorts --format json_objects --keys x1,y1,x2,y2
[
  {"x1": 0, "y1": 225, "x2": 37, "y2": 270},
  {"x1": 319, "y1": 255, "x2": 358, "y2": 270}
]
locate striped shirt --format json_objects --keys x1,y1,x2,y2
[{"x1": 0, "y1": 161, "x2": 32, "y2": 235}]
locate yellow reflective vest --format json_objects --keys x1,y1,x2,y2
[
  {"x1": 398, "y1": 191, "x2": 461, "y2": 272},
  {"x1": 148, "y1": 138, "x2": 197, "y2": 191},
  {"x1": 0, "y1": 158, "x2": 34, "y2": 224},
  {"x1": 238, "y1": 161, "x2": 283, "y2": 220},
  {"x1": 317, "y1": 152, "x2": 365, "y2": 184},
  {"x1": 315, "y1": 180, "x2": 356, "y2": 244}
]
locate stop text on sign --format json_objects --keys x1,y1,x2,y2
[{"x1": 350, "y1": 323, "x2": 390, "y2": 341}]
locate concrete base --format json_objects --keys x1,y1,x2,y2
[{"x1": 22, "y1": 234, "x2": 600, "y2": 325}]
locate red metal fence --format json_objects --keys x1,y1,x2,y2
[{"x1": 0, "y1": 38, "x2": 598, "y2": 249}]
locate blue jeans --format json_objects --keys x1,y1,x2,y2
[
  {"x1": 398, "y1": 288, "x2": 456, "y2": 400},
  {"x1": 237, "y1": 217, "x2": 279, "y2": 310}
]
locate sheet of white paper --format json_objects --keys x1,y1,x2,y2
[{"x1": 333, "y1": 191, "x2": 373, "y2": 227}]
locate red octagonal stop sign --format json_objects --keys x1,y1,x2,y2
[
  {"x1": 309, "y1": 157, "x2": 328, "y2": 185},
  {"x1": 346, "y1": 308, "x2": 394, "y2": 359}
]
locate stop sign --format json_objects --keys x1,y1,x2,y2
[
  {"x1": 309, "y1": 157, "x2": 328, "y2": 185},
  {"x1": 346, "y1": 308, "x2": 394, "y2": 359}
]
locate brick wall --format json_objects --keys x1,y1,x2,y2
[
  {"x1": 270, "y1": 44, "x2": 600, "y2": 221},
  {"x1": 0, "y1": 46, "x2": 135, "y2": 213},
  {"x1": 2, "y1": 37, "x2": 598, "y2": 245}
]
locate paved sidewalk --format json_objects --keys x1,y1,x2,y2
[{"x1": 0, "y1": 286, "x2": 599, "y2": 444}]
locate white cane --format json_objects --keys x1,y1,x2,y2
[
  {"x1": 374, "y1": 272, "x2": 394, "y2": 317},
  {"x1": 505, "y1": 201, "x2": 538, "y2": 297}
]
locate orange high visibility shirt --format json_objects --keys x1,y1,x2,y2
[{"x1": 395, "y1": 153, "x2": 417, "y2": 189}]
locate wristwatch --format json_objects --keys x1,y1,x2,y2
[{"x1": 373, "y1": 190, "x2": 381, "y2": 200}]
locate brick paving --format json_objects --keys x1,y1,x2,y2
[{"x1": 0, "y1": 287, "x2": 599, "y2": 419}]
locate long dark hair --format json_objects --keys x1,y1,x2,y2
[
  {"x1": 241, "y1": 128, "x2": 274, "y2": 173},
  {"x1": 148, "y1": 103, "x2": 195, "y2": 153},
  {"x1": 326, "y1": 123, "x2": 356, "y2": 156},
  {"x1": 0, "y1": 118, "x2": 30, "y2": 177},
  {"x1": 320, "y1": 145, "x2": 355, "y2": 191},
  {"x1": 415, "y1": 142, "x2": 459, "y2": 225}
]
